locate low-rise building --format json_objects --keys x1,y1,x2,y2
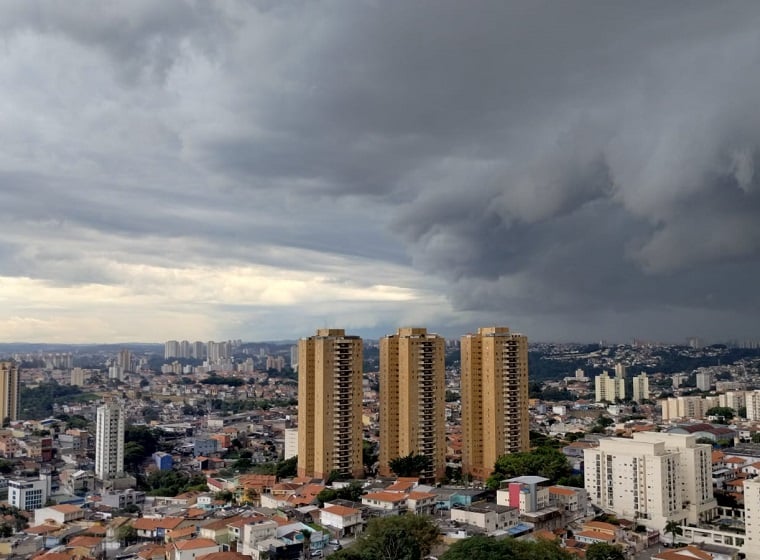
[{"x1": 450, "y1": 502, "x2": 519, "y2": 535}]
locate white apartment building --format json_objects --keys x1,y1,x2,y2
[
  {"x1": 95, "y1": 403, "x2": 125, "y2": 480},
  {"x1": 696, "y1": 371, "x2": 712, "y2": 392},
  {"x1": 584, "y1": 432, "x2": 716, "y2": 532},
  {"x1": 632, "y1": 373, "x2": 650, "y2": 403},
  {"x1": 241, "y1": 519, "x2": 279, "y2": 559},
  {"x1": 595, "y1": 371, "x2": 625, "y2": 403},
  {"x1": 744, "y1": 477, "x2": 760, "y2": 560},
  {"x1": 284, "y1": 428, "x2": 298, "y2": 460},
  {"x1": 746, "y1": 391, "x2": 760, "y2": 421}
]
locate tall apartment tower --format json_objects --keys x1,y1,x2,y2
[
  {"x1": 595, "y1": 371, "x2": 626, "y2": 402},
  {"x1": 379, "y1": 327, "x2": 446, "y2": 481},
  {"x1": 297, "y1": 329, "x2": 363, "y2": 480},
  {"x1": 0, "y1": 361, "x2": 20, "y2": 423},
  {"x1": 584, "y1": 432, "x2": 716, "y2": 532},
  {"x1": 95, "y1": 403, "x2": 125, "y2": 480},
  {"x1": 632, "y1": 372, "x2": 650, "y2": 403},
  {"x1": 461, "y1": 327, "x2": 529, "y2": 480}
]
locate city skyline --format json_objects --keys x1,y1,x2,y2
[{"x1": 3, "y1": 3, "x2": 760, "y2": 344}]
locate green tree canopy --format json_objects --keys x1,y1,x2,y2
[
  {"x1": 336, "y1": 515, "x2": 439, "y2": 560},
  {"x1": 442, "y1": 535, "x2": 573, "y2": 560},
  {"x1": 706, "y1": 407, "x2": 734, "y2": 423},
  {"x1": 487, "y1": 446, "x2": 571, "y2": 489},
  {"x1": 388, "y1": 453, "x2": 432, "y2": 478},
  {"x1": 586, "y1": 543, "x2": 626, "y2": 560}
]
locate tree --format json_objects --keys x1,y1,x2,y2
[
  {"x1": 352, "y1": 516, "x2": 438, "y2": 560},
  {"x1": 664, "y1": 520, "x2": 683, "y2": 543},
  {"x1": 277, "y1": 455, "x2": 298, "y2": 478},
  {"x1": 388, "y1": 453, "x2": 433, "y2": 478},
  {"x1": 487, "y1": 447, "x2": 571, "y2": 489},
  {"x1": 301, "y1": 528, "x2": 312, "y2": 560},
  {"x1": 118, "y1": 524, "x2": 138, "y2": 546},
  {"x1": 706, "y1": 407, "x2": 735, "y2": 424},
  {"x1": 586, "y1": 543, "x2": 626, "y2": 560},
  {"x1": 442, "y1": 535, "x2": 573, "y2": 560}
]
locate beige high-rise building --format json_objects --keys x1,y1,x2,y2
[
  {"x1": 0, "y1": 362, "x2": 20, "y2": 423},
  {"x1": 461, "y1": 327, "x2": 529, "y2": 481},
  {"x1": 379, "y1": 327, "x2": 446, "y2": 481},
  {"x1": 297, "y1": 329, "x2": 363, "y2": 480}
]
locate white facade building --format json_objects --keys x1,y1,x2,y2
[
  {"x1": 9, "y1": 476, "x2": 50, "y2": 510},
  {"x1": 284, "y1": 428, "x2": 298, "y2": 460},
  {"x1": 95, "y1": 403, "x2": 125, "y2": 480},
  {"x1": 584, "y1": 432, "x2": 716, "y2": 532},
  {"x1": 633, "y1": 373, "x2": 650, "y2": 403},
  {"x1": 746, "y1": 391, "x2": 760, "y2": 421},
  {"x1": 744, "y1": 477, "x2": 760, "y2": 560},
  {"x1": 595, "y1": 371, "x2": 625, "y2": 403},
  {"x1": 696, "y1": 371, "x2": 712, "y2": 392}
]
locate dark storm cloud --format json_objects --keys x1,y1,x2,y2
[{"x1": 2, "y1": 1, "x2": 760, "y2": 341}]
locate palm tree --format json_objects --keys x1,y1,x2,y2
[
  {"x1": 301, "y1": 528, "x2": 312, "y2": 559},
  {"x1": 664, "y1": 520, "x2": 683, "y2": 544}
]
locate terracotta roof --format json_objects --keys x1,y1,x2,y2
[
  {"x1": 173, "y1": 538, "x2": 219, "y2": 551},
  {"x1": 198, "y1": 552, "x2": 250, "y2": 560},
  {"x1": 653, "y1": 546, "x2": 713, "y2": 560},
  {"x1": 363, "y1": 491, "x2": 407, "y2": 503},
  {"x1": 322, "y1": 505, "x2": 360, "y2": 517},
  {"x1": 137, "y1": 545, "x2": 166, "y2": 560},
  {"x1": 406, "y1": 491, "x2": 436, "y2": 500},
  {"x1": 549, "y1": 486, "x2": 576, "y2": 496},
  {"x1": 25, "y1": 523, "x2": 61, "y2": 535},
  {"x1": 386, "y1": 480, "x2": 416, "y2": 492},
  {"x1": 68, "y1": 536, "x2": 103, "y2": 548},
  {"x1": 39, "y1": 554, "x2": 74, "y2": 560},
  {"x1": 577, "y1": 530, "x2": 615, "y2": 542},
  {"x1": 724, "y1": 457, "x2": 745, "y2": 464},
  {"x1": 50, "y1": 504, "x2": 82, "y2": 514},
  {"x1": 584, "y1": 521, "x2": 617, "y2": 532},
  {"x1": 168, "y1": 525, "x2": 196, "y2": 540},
  {"x1": 133, "y1": 517, "x2": 185, "y2": 531}
]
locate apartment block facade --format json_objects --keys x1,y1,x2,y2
[
  {"x1": 95, "y1": 403, "x2": 125, "y2": 480},
  {"x1": 0, "y1": 361, "x2": 19, "y2": 422},
  {"x1": 584, "y1": 432, "x2": 716, "y2": 532},
  {"x1": 632, "y1": 372, "x2": 650, "y2": 403},
  {"x1": 297, "y1": 329, "x2": 363, "y2": 479},
  {"x1": 378, "y1": 327, "x2": 446, "y2": 481},
  {"x1": 461, "y1": 327, "x2": 529, "y2": 480},
  {"x1": 594, "y1": 371, "x2": 625, "y2": 403}
]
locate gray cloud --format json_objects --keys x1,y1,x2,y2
[{"x1": 1, "y1": 1, "x2": 760, "y2": 342}]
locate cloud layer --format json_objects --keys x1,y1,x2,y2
[{"x1": 1, "y1": 1, "x2": 760, "y2": 343}]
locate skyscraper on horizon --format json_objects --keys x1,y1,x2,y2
[
  {"x1": 379, "y1": 327, "x2": 446, "y2": 481},
  {"x1": 0, "y1": 361, "x2": 20, "y2": 423},
  {"x1": 461, "y1": 327, "x2": 529, "y2": 480},
  {"x1": 95, "y1": 402, "x2": 125, "y2": 480},
  {"x1": 297, "y1": 328, "x2": 364, "y2": 479}
]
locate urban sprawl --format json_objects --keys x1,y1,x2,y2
[{"x1": 1, "y1": 328, "x2": 760, "y2": 560}]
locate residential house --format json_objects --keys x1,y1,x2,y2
[
  {"x1": 320, "y1": 505, "x2": 363, "y2": 537},
  {"x1": 167, "y1": 538, "x2": 220, "y2": 560},
  {"x1": 449, "y1": 502, "x2": 519, "y2": 535}
]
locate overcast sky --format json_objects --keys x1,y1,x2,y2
[{"x1": 1, "y1": 1, "x2": 760, "y2": 344}]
